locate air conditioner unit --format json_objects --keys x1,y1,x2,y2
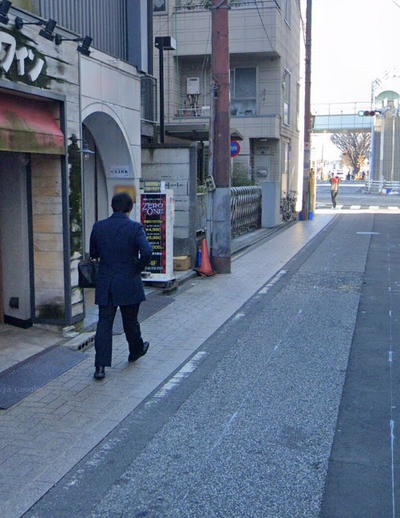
[{"x1": 187, "y1": 77, "x2": 200, "y2": 95}]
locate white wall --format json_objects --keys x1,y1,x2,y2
[
  {"x1": 142, "y1": 145, "x2": 198, "y2": 261},
  {"x1": 80, "y1": 51, "x2": 143, "y2": 220}
]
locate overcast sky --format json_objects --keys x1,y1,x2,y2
[{"x1": 311, "y1": 0, "x2": 400, "y2": 109}]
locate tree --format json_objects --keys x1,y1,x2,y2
[{"x1": 330, "y1": 132, "x2": 371, "y2": 175}]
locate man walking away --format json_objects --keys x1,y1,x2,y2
[
  {"x1": 90, "y1": 192, "x2": 153, "y2": 379},
  {"x1": 329, "y1": 174, "x2": 340, "y2": 208}
]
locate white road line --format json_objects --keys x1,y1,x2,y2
[
  {"x1": 258, "y1": 270, "x2": 287, "y2": 295},
  {"x1": 145, "y1": 351, "x2": 208, "y2": 407},
  {"x1": 350, "y1": 205, "x2": 362, "y2": 210}
]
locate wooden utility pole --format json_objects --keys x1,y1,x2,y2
[
  {"x1": 302, "y1": 0, "x2": 312, "y2": 220},
  {"x1": 210, "y1": 0, "x2": 231, "y2": 273}
]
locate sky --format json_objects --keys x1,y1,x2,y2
[
  {"x1": 311, "y1": 0, "x2": 400, "y2": 108},
  {"x1": 310, "y1": 0, "x2": 400, "y2": 161}
]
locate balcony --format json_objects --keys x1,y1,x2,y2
[
  {"x1": 172, "y1": 0, "x2": 282, "y2": 57},
  {"x1": 141, "y1": 74, "x2": 157, "y2": 123},
  {"x1": 141, "y1": 74, "x2": 157, "y2": 137}
]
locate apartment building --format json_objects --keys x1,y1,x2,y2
[
  {"x1": 153, "y1": 0, "x2": 305, "y2": 192},
  {"x1": 0, "y1": 0, "x2": 153, "y2": 329}
]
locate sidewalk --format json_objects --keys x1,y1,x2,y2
[
  {"x1": 0, "y1": 221, "x2": 289, "y2": 376},
  {"x1": 0, "y1": 215, "x2": 334, "y2": 518}
]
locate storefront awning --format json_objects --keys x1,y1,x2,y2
[
  {"x1": 165, "y1": 123, "x2": 243, "y2": 142},
  {"x1": 0, "y1": 93, "x2": 65, "y2": 155}
]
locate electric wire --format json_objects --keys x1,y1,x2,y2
[{"x1": 254, "y1": 0, "x2": 274, "y2": 51}]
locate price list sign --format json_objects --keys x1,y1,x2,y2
[{"x1": 141, "y1": 193, "x2": 167, "y2": 274}]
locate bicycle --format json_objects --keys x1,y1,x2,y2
[{"x1": 280, "y1": 190, "x2": 298, "y2": 221}]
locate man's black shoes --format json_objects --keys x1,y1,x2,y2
[
  {"x1": 128, "y1": 341, "x2": 150, "y2": 363},
  {"x1": 94, "y1": 366, "x2": 105, "y2": 379}
]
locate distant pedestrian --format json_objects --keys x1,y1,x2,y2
[
  {"x1": 89, "y1": 192, "x2": 153, "y2": 379},
  {"x1": 329, "y1": 174, "x2": 340, "y2": 208}
]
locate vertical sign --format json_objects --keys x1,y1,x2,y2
[{"x1": 141, "y1": 193, "x2": 167, "y2": 274}]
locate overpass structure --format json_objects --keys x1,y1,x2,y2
[
  {"x1": 312, "y1": 102, "x2": 374, "y2": 133},
  {"x1": 312, "y1": 97, "x2": 400, "y2": 188},
  {"x1": 312, "y1": 113, "x2": 374, "y2": 133}
]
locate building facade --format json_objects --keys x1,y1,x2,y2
[
  {"x1": 370, "y1": 86, "x2": 400, "y2": 185},
  {"x1": 0, "y1": 0, "x2": 150, "y2": 330},
  {"x1": 153, "y1": 0, "x2": 305, "y2": 195}
]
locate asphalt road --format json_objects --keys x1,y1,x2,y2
[
  {"x1": 317, "y1": 180, "x2": 400, "y2": 207},
  {"x1": 24, "y1": 213, "x2": 399, "y2": 517}
]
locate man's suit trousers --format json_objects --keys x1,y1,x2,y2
[{"x1": 94, "y1": 296, "x2": 144, "y2": 367}]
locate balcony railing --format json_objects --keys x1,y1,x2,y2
[
  {"x1": 141, "y1": 74, "x2": 157, "y2": 124},
  {"x1": 176, "y1": 0, "x2": 280, "y2": 11},
  {"x1": 175, "y1": 103, "x2": 258, "y2": 119}
]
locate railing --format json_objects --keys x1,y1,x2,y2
[
  {"x1": 141, "y1": 74, "x2": 157, "y2": 123},
  {"x1": 196, "y1": 186, "x2": 262, "y2": 237},
  {"x1": 230, "y1": 186, "x2": 262, "y2": 237},
  {"x1": 365, "y1": 179, "x2": 400, "y2": 194},
  {"x1": 175, "y1": 0, "x2": 280, "y2": 11}
]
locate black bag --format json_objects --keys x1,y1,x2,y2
[{"x1": 78, "y1": 260, "x2": 99, "y2": 288}]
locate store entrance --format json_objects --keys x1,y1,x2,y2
[{"x1": 0, "y1": 152, "x2": 31, "y2": 327}]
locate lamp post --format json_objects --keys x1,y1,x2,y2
[{"x1": 155, "y1": 36, "x2": 176, "y2": 143}]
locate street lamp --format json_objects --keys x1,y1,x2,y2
[
  {"x1": 69, "y1": 134, "x2": 95, "y2": 160},
  {"x1": 155, "y1": 36, "x2": 176, "y2": 143}
]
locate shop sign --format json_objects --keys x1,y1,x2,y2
[
  {"x1": 0, "y1": 30, "x2": 46, "y2": 82},
  {"x1": 141, "y1": 193, "x2": 167, "y2": 274},
  {"x1": 140, "y1": 180, "x2": 166, "y2": 193},
  {"x1": 109, "y1": 166, "x2": 131, "y2": 178}
]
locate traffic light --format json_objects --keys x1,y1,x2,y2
[{"x1": 358, "y1": 110, "x2": 380, "y2": 116}]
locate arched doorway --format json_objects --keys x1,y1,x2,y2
[
  {"x1": 80, "y1": 110, "x2": 140, "y2": 325},
  {"x1": 81, "y1": 110, "x2": 140, "y2": 254}
]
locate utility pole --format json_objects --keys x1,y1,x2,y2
[
  {"x1": 302, "y1": 0, "x2": 312, "y2": 220},
  {"x1": 210, "y1": 0, "x2": 231, "y2": 273}
]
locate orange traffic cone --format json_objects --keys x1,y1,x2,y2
[{"x1": 197, "y1": 239, "x2": 215, "y2": 277}]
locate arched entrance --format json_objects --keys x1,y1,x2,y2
[
  {"x1": 80, "y1": 109, "x2": 141, "y2": 325},
  {"x1": 81, "y1": 110, "x2": 139, "y2": 254}
]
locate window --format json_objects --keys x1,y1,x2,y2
[
  {"x1": 283, "y1": 71, "x2": 290, "y2": 125},
  {"x1": 282, "y1": 141, "x2": 291, "y2": 192},
  {"x1": 296, "y1": 81, "x2": 300, "y2": 131},
  {"x1": 154, "y1": 0, "x2": 166, "y2": 12},
  {"x1": 285, "y1": 0, "x2": 291, "y2": 25},
  {"x1": 230, "y1": 67, "x2": 257, "y2": 117}
]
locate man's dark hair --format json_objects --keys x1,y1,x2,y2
[{"x1": 111, "y1": 192, "x2": 134, "y2": 213}]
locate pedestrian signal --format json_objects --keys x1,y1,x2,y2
[{"x1": 358, "y1": 110, "x2": 380, "y2": 116}]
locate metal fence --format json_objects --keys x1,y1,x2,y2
[
  {"x1": 365, "y1": 179, "x2": 400, "y2": 194},
  {"x1": 231, "y1": 186, "x2": 262, "y2": 236},
  {"x1": 196, "y1": 186, "x2": 262, "y2": 237}
]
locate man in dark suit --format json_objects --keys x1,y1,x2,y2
[{"x1": 89, "y1": 192, "x2": 153, "y2": 379}]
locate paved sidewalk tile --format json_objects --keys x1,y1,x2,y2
[{"x1": 0, "y1": 216, "x2": 333, "y2": 518}]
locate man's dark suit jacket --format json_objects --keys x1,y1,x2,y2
[{"x1": 89, "y1": 212, "x2": 153, "y2": 306}]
